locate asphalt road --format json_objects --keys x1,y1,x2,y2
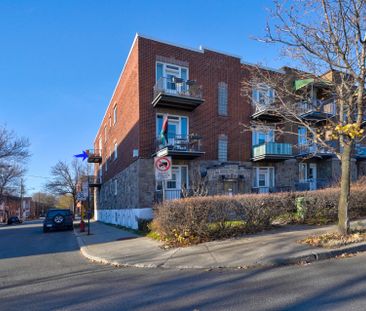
[{"x1": 1, "y1": 221, "x2": 366, "y2": 311}]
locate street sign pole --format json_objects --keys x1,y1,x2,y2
[{"x1": 87, "y1": 178, "x2": 91, "y2": 235}]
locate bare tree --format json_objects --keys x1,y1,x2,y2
[
  {"x1": 0, "y1": 125, "x2": 30, "y2": 204},
  {"x1": 45, "y1": 159, "x2": 86, "y2": 214},
  {"x1": 182, "y1": 170, "x2": 209, "y2": 197},
  {"x1": 247, "y1": 0, "x2": 366, "y2": 234}
]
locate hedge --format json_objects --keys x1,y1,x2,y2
[{"x1": 151, "y1": 184, "x2": 366, "y2": 247}]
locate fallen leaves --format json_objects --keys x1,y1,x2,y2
[{"x1": 298, "y1": 230, "x2": 366, "y2": 249}]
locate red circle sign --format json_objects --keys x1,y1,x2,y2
[{"x1": 155, "y1": 157, "x2": 171, "y2": 172}]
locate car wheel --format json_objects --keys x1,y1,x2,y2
[{"x1": 53, "y1": 214, "x2": 65, "y2": 225}]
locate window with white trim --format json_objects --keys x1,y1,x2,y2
[
  {"x1": 218, "y1": 82, "x2": 228, "y2": 116},
  {"x1": 114, "y1": 179, "x2": 117, "y2": 196},
  {"x1": 252, "y1": 128, "x2": 274, "y2": 146},
  {"x1": 113, "y1": 105, "x2": 117, "y2": 125},
  {"x1": 252, "y1": 167, "x2": 275, "y2": 189},
  {"x1": 252, "y1": 84, "x2": 275, "y2": 107},
  {"x1": 156, "y1": 62, "x2": 188, "y2": 92},
  {"x1": 218, "y1": 135, "x2": 228, "y2": 162},
  {"x1": 114, "y1": 142, "x2": 118, "y2": 160}
]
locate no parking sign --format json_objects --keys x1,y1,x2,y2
[{"x1": 154, "y1": 156, "x2": 172, "y2": 181}]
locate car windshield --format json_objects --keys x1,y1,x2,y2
[{"x1": 46, "y1": 210, "x2": 70, "y2": 218}]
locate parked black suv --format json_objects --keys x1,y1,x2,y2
[
  {"x1": 7, "y1": 216, "x2": 22, "y2": 225},
  {"x1": 43, "y1": 209, "x2": 73, "y2": 233}
]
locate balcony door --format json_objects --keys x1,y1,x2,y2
[
  {"x1": 252, "y1": 128, "x2": 274, "y2": 146},
  {"x1": 156, "y1": 62, "x2": 188, "y2": 94},
  {"x1": 157, "y1": 114, "x2": 188, "y2": 148}
]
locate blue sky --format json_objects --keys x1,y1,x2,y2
[{"x1": 0, "y1": 0, "x2": 285, "y2": 195}]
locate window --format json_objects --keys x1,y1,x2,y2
[
  {"x1": 114, "y1": 142, "x2": 118, "y2": 160},
  {"x1": 156, "y1": 62, "x2": 189, "y2": 92},
  {"x1": 299, "y1": 163, "x2": 307, "y2": 182},
  {"x1": 298, "y1": 126, "x2": 307, "y2": 146},
  {"x1": 114, "y1": 179, "x2": 117, "y2": 196},
  {"x1": 109, "y1": 116, "x2": 111, "y2": 127},
  {"x1": 156, "y1": 114, "x2": 188, "y2": 144},
  {"x1": 218, "y1": 135, "x2": 228, "y2": 162},
  {"x1": 105, "y1": 149, "x2": 108, "y2": 171},
  {"x1": 113, "y1": 105, "x2": 117, "y2": 125},
  {"x1": 99, "y1": 164, "x2": 103, "y2": 181},
  {"x1": 104, "y1": 125, "x2": 107, "y2": 142},
  {"x1": 218, "y1": 82, "x2": 228, "y2": 116},
  {"x1": 99, "y1": 137, "x2": 102, "y2": 153},
  {"x1": 252, "y1": 167, "x2": 275, "y2": 191},
  {"x1": 252, "y1": 84, "x2": 275, "y2": 107},
  {"x1": 252, "y1": 128, "x2": 274, "y2": 146}
]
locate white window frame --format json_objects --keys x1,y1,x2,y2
[
  {"x1": 299, "y1": 163, "x2": 308, "y2": 182},
  {"x1": 252, "y1": 127, "x2": 274, "y2": 146},
  {"x1": 114, "y1": 142, "x2": 118, "y2": 160},
  {"x1": 156, "y1": 165, "x2": 189, "y2": 190},
  {"x1": 155, "y1": 62, "x2": 189, "y2": 83},
  {"x1": 298, "y1": 126, "x2": 308, "y2": 146},
  {"x1": 252, "y1": 167, "x2": 275, "y2": 189},
  {"x1": 252, "y1": 83, "x2": 275, "y2": 107},
  {"x1": 156, "y1": 113, "x2": 189, "y2": 138},
  {"x1": 113, "y1": 105, "x2": 117, "y2": 125}
]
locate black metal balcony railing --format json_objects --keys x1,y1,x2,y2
[
  {"x1": 154, "y1": 77, "x2": 203, "y2": 99},
  {"x1": 155, "y1": 134, "x2": 203, "y2": 154},
  {"x1": 152, "y1": 77, "x2": 204, "y2": 111},
  {"x1": 88, "y1": 175, "x2": 102, "y2": 187},
  {"x1": 295, "y1": 143, "x2": 335, "y2": 157},
  {"x1": 297, "y1": 98, "x2": 337, "y2": 119},
  {"x1": 86, "y1": 149, "x2": 102, "y2": 163},
  {"x1": 294, "y1": 179, "x2": 330, "y2": 191}
]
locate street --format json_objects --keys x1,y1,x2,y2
[{"x1": 1, "y1": 221, "x2": 366, "y2": 311}]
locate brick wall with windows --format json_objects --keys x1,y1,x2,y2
[{"x1": 137, "y1": 36, "x2": 252, "y2": 163}]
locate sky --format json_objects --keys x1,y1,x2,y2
[{"x1": 0, "y1": 0, "x2": 286, "y2": 195}]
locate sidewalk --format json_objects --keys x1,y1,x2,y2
[{"x1": 74, "y1": 220, "x2": 366, "y2": 270}]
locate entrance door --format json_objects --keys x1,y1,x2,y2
[
  {"x1": 257, "y1": 167, "x2": 274, "y2": 193},
  {"x1": 308, "y1": 163, "x2": 317, "y2": 190},
  {"x1": 163, "y1": 166, "x2": 188, "y2": 200}
]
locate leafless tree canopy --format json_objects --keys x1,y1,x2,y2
[
  {"x1": 0, "y1": 125, "x2": 30, "y2": 201},
  {"x1": 45, "y1": 159, "x2": 86, "y2": 211},
  {"x1": 246, "y1": 0, "x2": 366, "y2": 234}
]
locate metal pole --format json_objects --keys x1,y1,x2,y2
[
  {"x1": 87, "y1": 176, "x2": 91, "y2": 235},
  {"x1": 20, "y1": 178, "x2": 24, "y2": 220}
]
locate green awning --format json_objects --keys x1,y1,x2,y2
[{"x1": 294, "y1": 78, "x2": 314, "y2": 91}]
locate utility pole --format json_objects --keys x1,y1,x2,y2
[{"x1": 19, "y1": 178, "x2": 24, "y2": 220}]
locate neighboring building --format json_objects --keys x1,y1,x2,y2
[
  {"x1": 91, "y1": 34, "x2": 366, "y2": 229},
  {"x1": 0, "y1": 195, "x2": 22, "y2": 222}
]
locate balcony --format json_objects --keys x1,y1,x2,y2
[
  {"x1": 251, "y1": 103, "x2": 283, "y2": 122},
  {"x1": 355, "y1": 146, "x2": 366, "y2": 160},
  {"x1": 252, "y1": 142, "x2": 293, "y2": 161},
  {"x1": 152, "y1": 77, "x2": 204, "y2": 111},
  {"x1": 297, "y1": 98, "x2": 336, "y2": 121},
  {"x1": 88, "y1": 176, "x2": 102, "y2": 187},
  {"x1": 86, "y1": 149, "x2": 102, "y2": 163},
  {"x1": 295, "y1": 179, "x2": 330, "y2": 191},
  {"x1": 295, "y1": 143, "x2": 335, "y2": 159},
  {"x1": 154, "y1": 134, "x2": 204, "y2": 159}
]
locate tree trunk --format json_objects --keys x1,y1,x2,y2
[{"x1": 338, "y1": 143, "x2": 352, "y2": 235}]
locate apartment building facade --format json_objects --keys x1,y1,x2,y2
[{"x1": 91, "y1": 34, "x2": 366, "y2": 229}]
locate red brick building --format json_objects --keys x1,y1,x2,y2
[{"x1": 91, "y1": 34, "x2": 366, "y2": 229}]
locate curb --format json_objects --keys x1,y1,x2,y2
[
  {"x1": 73, "y1": 229, "x2": 159, "y2": 269},
  {"x1": 73, "y1": 228, "x2": 366, "y2": 270}
]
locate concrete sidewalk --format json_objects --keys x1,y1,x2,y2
[{"x1": 74, "y1": 220, "x2": 366, "y2": 270}]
